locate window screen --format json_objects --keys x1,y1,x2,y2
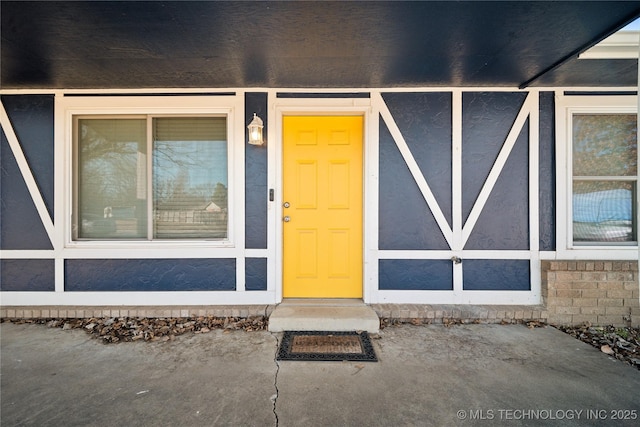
[
  {"x1": 75, "y1": 116, "x2": 228, "y2": 240},
  {"x1": 153, "y1": 117, "x2": 228, "y2": 239}
]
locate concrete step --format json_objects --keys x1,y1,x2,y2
[{"x1": 268, "y1": 299, "x2": 380, "y2": 333}]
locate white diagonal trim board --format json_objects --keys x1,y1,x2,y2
[
  {"x1": 0, "y1": 101, "x2": 55, "y2": 245},
  {"x1": 374, "y1": 92, "x2": 453, "y2": 248},
  {"x1": 461, "y1": 92, "x2": 536, "y2": 247}
]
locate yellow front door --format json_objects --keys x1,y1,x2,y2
[{"x1": 283, "y1": 116, "x2": 363, "y2": 298}]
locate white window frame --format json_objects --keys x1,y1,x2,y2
[
  {"x1": 59, "y1": 95, "x2": 244, "y2": 253},
  {"x1": 556, "y1": 92, "x2": 638, "y2": 260}
]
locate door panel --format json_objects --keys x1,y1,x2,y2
[{"x1": 283, "y1": 116, "x2": 363, "y2": 298}]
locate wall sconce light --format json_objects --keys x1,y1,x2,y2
[{"x1": 247, "y1": 113, "x2": 265, "y2": 146}]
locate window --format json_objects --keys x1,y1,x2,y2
[
  {"x1": 74, "y1": 116, "x2": 228, "y2": 241},
  {"x1": 570, "y1": 112, "x2": 637, "y2": 245}
]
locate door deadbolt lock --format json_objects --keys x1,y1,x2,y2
[
  {"x1": 283, "y1": 202, "x2": 290, "y2": 208},
  {"x1": 283, "y1": 216, "x2": 291, "y2": 222}
]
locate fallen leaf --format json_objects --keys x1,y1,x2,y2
[{"x1": 600, "y1": 345, "x2": 614, "y2": 355}]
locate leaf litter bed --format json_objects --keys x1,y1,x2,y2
[
  {"x1": 1, "y1": 316, "x2": 268, "y2": 343},
  {"x1": 557, "y1": 324, "x2": 640, "y2": 370},
  {"x1": 3, "y1": 317, "x2": 639, "y2": 370}
]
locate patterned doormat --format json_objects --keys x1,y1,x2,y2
[{"x1": 277, "y1": 331, "x2": 378, "y2": 362}]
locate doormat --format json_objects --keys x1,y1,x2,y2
[{"x1": 277, "y1": 331, "x2": 377, "y2": 362}]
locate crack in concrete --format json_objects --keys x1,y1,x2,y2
[{"x1": 270, "y1": 332, "x2": 281, "y2": 427}]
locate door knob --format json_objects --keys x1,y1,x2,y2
[
  {"x1": 283, "y1": 216, "x2": 291, "y2": 222},
  {"x1": 283, "y1": 202, "x2": 290, "y2": 208}
]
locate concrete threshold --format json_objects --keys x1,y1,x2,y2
[{"x1": 268, "y1": 299, "x2": 380, "y2": 333}]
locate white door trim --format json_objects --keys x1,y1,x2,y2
[{"x1": 269, "y1": 95, "x2": 374, "y2": 303}]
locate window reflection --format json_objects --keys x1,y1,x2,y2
[
  {"x1": 77, "y1": 119, "x2": 147, "y2": 238},
  {"x1": 572, "y1": 114, "x2": 637, "y2": 244},
  {"x1": 75, "y1": 116, "x2": 228, "y2": 240}
]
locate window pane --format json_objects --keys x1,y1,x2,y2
[
  {"x1": 573, "y1": 181, "x2": 635, "y2": 243},
  {"x1": 153, "y1": 117, "x2": 228, "y2": 239},
  {"x1": 77, "y1": 119, "x2": 147, "y2": 239},
  {"x1": 573, "y1": 114, "x2": 637, "y2": 176}
]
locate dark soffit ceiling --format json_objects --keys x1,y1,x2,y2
[{"x1": 1, "y1": 1, "x2": 639, "y2": 90}]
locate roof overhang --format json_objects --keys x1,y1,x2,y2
[{"x1": 2, "y1": 1, "x2": 639, "y2": 90}]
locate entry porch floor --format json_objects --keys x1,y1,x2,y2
[{"x1": 2, "y1": 321, "x2": 638, "y2": 427}]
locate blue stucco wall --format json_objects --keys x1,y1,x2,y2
[
  {"x1": 0, "y1": 259, "x2": 55, "y2": 291},
  {"x1": 1, "y1": 131, "x2": 53, "y2": 250},
  {"x1": 276, "y1": 93, "x2": 370, "y2": 99},
  {"x1": 1, "y1": 95, "x2": 55, "y2": 218},
  {"x1": 379, "y1": 259, "x2": 453, "y2": 290},
  {"x1": 65, "y1": 259, "x2": 236, "y2": 291},
  {"x1": 245, "y1": 258, "x2": 267, "y2": 291},
  {"x1": 245, "y1": 92, "x2": 268, "y2": 249},
  {"x1": 539, "y1": 92, "x2": 556, "y2": 251},
  {"x1": 1, "y1": 95, "x2": 54, "y2": 250},
  {"x1": 379, "y1": 93, "x2": 451, "y2": 250},
  {"x1": 464, "y1": 118, "x2": 529, "y2": 250},
  {"x1": 463, "y1": 260, "x2": 531, "y2": 291},
  {"x1": 461, "y1": 92, "x2": 528, "y2": 227},
  {"x1": 383, "y1": 92, "x2": 453, "y2": 226}
]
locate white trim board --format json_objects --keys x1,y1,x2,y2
[
  {"x1": 375, "y1": 290, "x2": 540, "y2": 305},
  {"x1": 0, "y1": 291, "x2": 277, "y2": 306}
]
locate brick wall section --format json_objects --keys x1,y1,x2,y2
[
  {"x1": 371, "y1": 304, "x2": 548, "y2": 324},
  {"x1": 0, "y1": 305, "x2": 274, "y2": 320},
  {"x1": 542, "y1": 261, "x2": 640, "y2": 327},
  {"x1": 2, "y1": 304, "x2": 549, "y2": 324}
]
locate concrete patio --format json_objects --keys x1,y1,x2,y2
[{"x1": 2, "y1": 321, "x2": 639, "y2": 426}]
